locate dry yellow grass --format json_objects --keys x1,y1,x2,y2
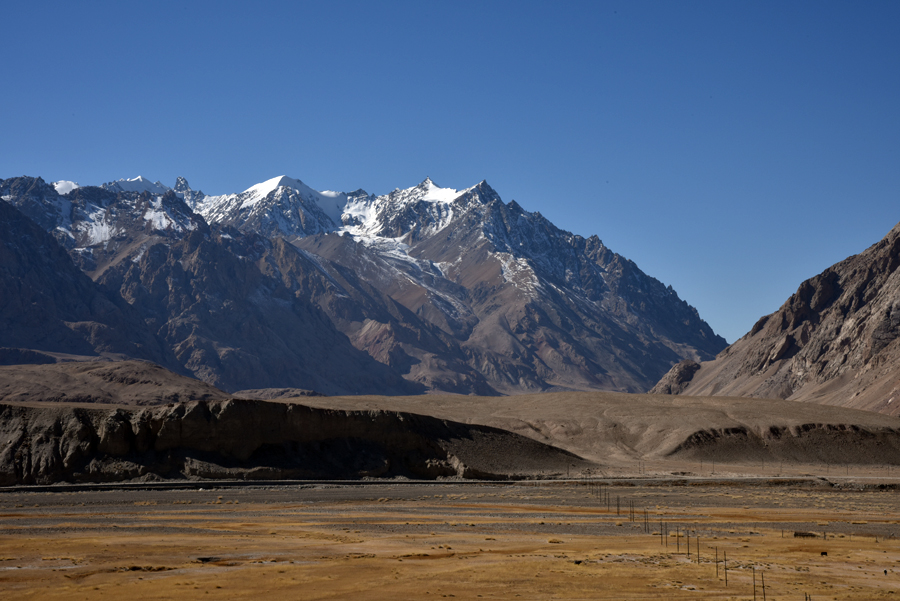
[{"x1": 1, "y1": 482, "x2": 898, "y2": 599}]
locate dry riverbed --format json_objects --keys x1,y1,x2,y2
[{"x1": 1, "y1": 479, "x2": 899, "y2": 599}]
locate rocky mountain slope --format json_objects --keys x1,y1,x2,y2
[
  {"x1": 2, "y1": 174, "x2": 726, "y2": 394},
  {"x1": 652, "y1": 221, "x2": 900, "y2": 417},
  {"x1": 0, "y1": 178, "x2": 423, "y2": 394},
  {"x1": 0, "y1": 197, "x2": 174, "y2": 366},
  {"x1": 201, "y1": 176, "x2": 727, "y2": 393}
]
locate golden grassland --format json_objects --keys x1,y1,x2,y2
[{"x1": 1, "y1": 481, "x2": 898, "y2": 600}]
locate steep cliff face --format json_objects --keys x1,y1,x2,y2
[
  {"x1": 653, "y1": 222, "x2": 900, "y2": 416},
  {"x1": 0, "y1": 399, "x2": 589, "y2": 485}
]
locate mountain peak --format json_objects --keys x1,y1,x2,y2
[
  {"x1": 102, "y1": 176, "x2": 171, "y2": 195},
  {"x1": 415, "y1": 178, "x2": 461, "y2": 203},
  {"x1": 459, "y1": 179, "x2": 500, "y2": 205},
  {"x1": 173, "y1": 176, "x2": 205, "y2": 208},
  {"x1": 243, "y1": 175, "x2": 306, "y2": 198}
]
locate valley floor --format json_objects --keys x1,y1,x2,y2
[{"x1": 1, "y1": 478, "x2": 899, "y2": 599}]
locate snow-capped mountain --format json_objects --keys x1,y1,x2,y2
[
  {"x1": 197, "y1": 175, "x2": 346, "y2": 239},
  {"x1": 195, "y1": 174, "x2": 727, "y2": 393},
  {"x1": 197, "y1": 175, "x2": 481, "y2": 242},
  {"x1": 0, "y1": 176, "x2": 417, "y2": 395},
  {"x1": 1, "y1": 173, "x2": 727, "y2": 395},
  {"x1": 102, "y1": 175, "x2": 171, "y2": 195},
  {"x1": 1, "y1": 176, "x2": 204, "y2": 276},
  {"x1": 101, "y1": 175, "x2": 206, "y2": 209}
]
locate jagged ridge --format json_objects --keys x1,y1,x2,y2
[{"x1": 2, "y1": 174, "x2": 727, "y2": 394}]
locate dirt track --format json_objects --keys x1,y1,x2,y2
[{"x1": 1, "y1": 479, "x2": 899, "y2": 599}]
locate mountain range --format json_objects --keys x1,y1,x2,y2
[{"x1": 2, "y1": 174, "x2": 726, "y2": 395}]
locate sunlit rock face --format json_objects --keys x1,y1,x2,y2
[{"x1": 653, "y1": 220, "x2": 900, "y2": 416}]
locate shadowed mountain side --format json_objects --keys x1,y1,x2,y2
[
  {"x1": 0, "y1": 200, "x2": 175, "y2": 367},
  {"x1": 297, "y1": 392, "x2": 900, "y2": 467},
  {"x1": 0, "y1": 361, "x2": 232, "y2": 406},
  {"x1": 0, "y1": 400, "x2": 592, "y2": 485}
]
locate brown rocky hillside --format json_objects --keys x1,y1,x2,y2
[{"x1": 652, "y1": 221, "x2": 900, "y2": 417}]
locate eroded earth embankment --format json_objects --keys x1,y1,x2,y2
[
  {"x1": 667, "y1": 421, "x2": 900, "y2": 463},
  {"x1": 0, "y1": 400, "x2": 591, "y2": 485},
  {"x1": 302, "y1": 392, "x2": 900, "y2": 468}
]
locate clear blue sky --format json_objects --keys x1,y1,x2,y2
[{"x1": 3, "y1": 0, "x2": 899, "y2": 343}]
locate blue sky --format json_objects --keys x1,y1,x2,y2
[{"x1": 3, "y1": 0, "x2": 899, "y2": 343}]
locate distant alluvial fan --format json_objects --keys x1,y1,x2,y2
[{"x1": 1, "y1": 173, "x2": 726, "y2": 395}]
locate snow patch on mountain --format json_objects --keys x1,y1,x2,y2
[
  {"x1": 52, "y1": 180, "x2": 79, "y2": 195},
  {"x1": 81, "y1": 207, "x2": 116, "y2": 245},
  {"x1": 419, "y1": 178, "x2": 462, "y2": 203},
  {"x1": 337, "y1": 179, "x2": 470, "y2": 240},
  {"x1": 143, "y1": 197, "x2": 197, "y2": 233},
  {"x1": 242, "y1": 175, "x2": 304, "y2": 205},
  {"x1": 496, "y1": 252, "x2": 541, "y2": 295},
  {"x1": 357, "y1": 235, "x2": 414, "y2": 263},
  {"x1": 340, "y1": 194, "x2": 379, "y2": 233},
  {"x1": 353, "y1": 235, "x2": 470, "y2": 320}
]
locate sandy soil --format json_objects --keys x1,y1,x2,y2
[
  {"x1": 299, "y1": 391, "x2": 900, "y2": 469},
  {"x1": 1, "y1": 480, "x2": 898, "y2": 600}
]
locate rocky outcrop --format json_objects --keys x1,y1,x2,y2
[
  {"x1": 0, "y1": 400, "x2": 591, "y2": 485},
  {"x1": 649, "y1": 360, "x2": 701, "y2": 394},
  {"x1": 668, "y1": 422, "x2": 900, "y2": 464},
  {"x1": 653, "y1": 221, "x2": 900, "y2": 416}
]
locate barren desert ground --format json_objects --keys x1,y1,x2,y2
[{"x1": 1, "y1": 478, "x2": 899, "y2": 600}]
